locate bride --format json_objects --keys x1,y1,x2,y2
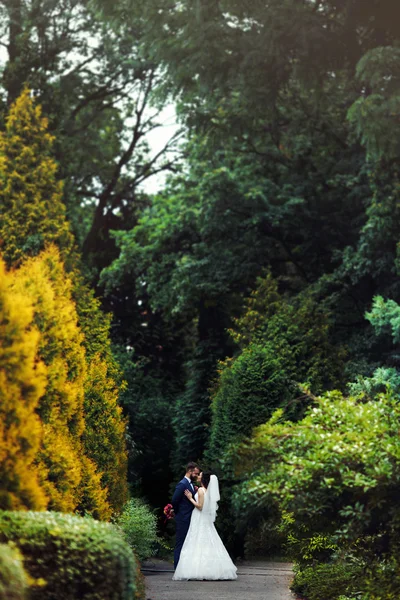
[{"x1": 172, "y1": 471, "x2": 238, "y2": 581}]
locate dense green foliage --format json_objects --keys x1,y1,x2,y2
[
  {"x1": 0, "y1": 511, "x2": 138, "y2": 600},
  {"x1": 97, "y1": 0, "x2": 400, "y2": 513},
  {"x1": 234, "y1": 391, "x2": 400, "y2": 598},
  {"x1": 115, "y1": 498, "x2": 160, "y2": 562}
]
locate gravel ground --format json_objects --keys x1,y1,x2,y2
[{"x1": 143, "y1": 559, "x2": 296, "y2": 600}]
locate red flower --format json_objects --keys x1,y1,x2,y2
[{"x1": 163, "y1": 503, "x2": 174, "y2": 523}]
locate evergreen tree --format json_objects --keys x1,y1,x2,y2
[
  {"x1": 0, "y1": 90, "x2": 128, "y2": 516},
  {"x1": 83, "y1": 356, "x2": 128, "y2": 512},
  {"x1": 10, "y1": 248, "x2": 111, "y2": 517},
  {"x1": 0, "y1": 89, "x2": 74, "y2": 267},
  {"x1": 0, "y1": 258, "x2": 47, "y2": 510}
]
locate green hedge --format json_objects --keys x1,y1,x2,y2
[
  {"x1": 0, "y1": 543, "x2": 28, "y2": 600},
  {"x1": 0, "y1": 511, "x2": 138, "y2": 600}
]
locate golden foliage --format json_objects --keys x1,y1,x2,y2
[
  {"x1": 77, "y1": 454, "x2": 113, "y2": 521},
  {"x1": 9, "y1": 247, "x2": 112, "y2": 517},
  {"x1": 38, "y1": 425, "x2": 83, "y2": 513},
  {"x1": 11, "y1": 247, "x2": 86, "y2": 437},
  {"x1": 0, "y1": 89, "x2": 74, "y2": 267},
  {"x1": 84, "y1": 356, "x2": 128, "y2": 512},
  {"x1": 0, "y1": 259, "x2": 47, "y2": 510},
  {"x1": 0, "y1": 90, "x2": 128, "y2": 518},
  {"x1": 73, "y1": 275, "x2": 129, "y2": 511}
]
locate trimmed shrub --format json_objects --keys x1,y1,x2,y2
[
  {"x1": 0, "y1": 511, "x2": 138, "y2": 600},
  {"x1": 115, "y1": 498, "x2": 159, "y2": 561},
  {"x1": 0, "y1": 543, "x2": 28, "y2": 600}
]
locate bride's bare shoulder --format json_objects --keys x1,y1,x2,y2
[{"x1": 198, "y1": 487, "x2": 205, "y2": 494}]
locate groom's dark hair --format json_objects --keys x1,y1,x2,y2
[{"x1": 186, "y1": 461, "x2": 199, "y2": 472}]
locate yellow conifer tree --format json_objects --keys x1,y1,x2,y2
[
  {"x1": 0, "y1": 89, "x2": 127, "y2": 517},
  {"x1": 10, "y1": 248, "x2": 87, "y2": 512},
  {"x1": 0, "y1": 89, "x2": 74, "y2": 267},
  {"x1": 0, "y1": 258, "x2": 47, "y2": 510},
  {"x1": 10, "y1": 248, "x2": 110, "y2": 518},
  {"x1": 84, "y1": 357, "x2": 128, "y2": 512}
]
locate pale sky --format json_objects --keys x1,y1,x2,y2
[
  {"x1": 139, "y1": 103, "x2": 181, "y2": 195},
  {"x1": 0, "y1": 31, "x2": 181, "y2": 197}
]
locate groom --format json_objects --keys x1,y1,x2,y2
[{"x1": 172, "y1": 462, "x2": 200, "y2": 568}]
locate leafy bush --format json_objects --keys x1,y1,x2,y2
[
  {"x1": 0, "y1": 544, "x2": 28, "y2": 600},
  {"x1": 292, "y1": 561, "x2": 363, "y2": 600},
  {"x1": 115, "y1": 498, "x2": 160, "y2": 561},
  {"x1": 235, "y1": 391, "x2": 400, "y2": 547},
  {"x1": 0, "y1": 511, "x2": 139, "y2": 600},
  {"x1": 361, "y1": 554, "x2": 400, "y2": 600},
  {"x1": 235, "y1": 390, "x2": 400, "y2": 597}
]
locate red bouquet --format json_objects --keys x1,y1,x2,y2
[{"x1": 163, "y1": 503, "x2": 175, "y2": 524}]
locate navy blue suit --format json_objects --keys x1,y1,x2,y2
[{"x1": 172, "y1": 477, "x2": 195, "y2": 568}]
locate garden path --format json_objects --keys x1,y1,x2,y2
[{"x1": 142, "y1": 559, "x2": 296, "y2": 600}]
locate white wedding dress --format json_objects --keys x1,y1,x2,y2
[{"x1": 173, "y1": 475, "x2": 237, "y2": 581}]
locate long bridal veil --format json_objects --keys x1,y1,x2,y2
[{"x1": 203, "y1": 474, "x2": 220, "y2": 522}]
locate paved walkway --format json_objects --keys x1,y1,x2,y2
[{"x1": 143, "y1": 559, "x2": 296, "y2": 600}]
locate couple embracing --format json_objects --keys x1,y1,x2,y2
[{"x1": 171, "y1": 462, "x2": 237, "y2": 581}]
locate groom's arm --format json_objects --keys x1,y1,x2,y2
[{"x1": 172, "y1": 481, "x2": 186, "y2": 513}]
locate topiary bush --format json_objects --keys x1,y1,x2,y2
[
  {"x1": 114, "y1": 498, "x2": 160, "y2": 561},
  {"x1": 0, "y1": 543, "x2": 28, "y2": 600},
  {"x1": 0, "y1": 511, "x2": 139, "y2": 600}
]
